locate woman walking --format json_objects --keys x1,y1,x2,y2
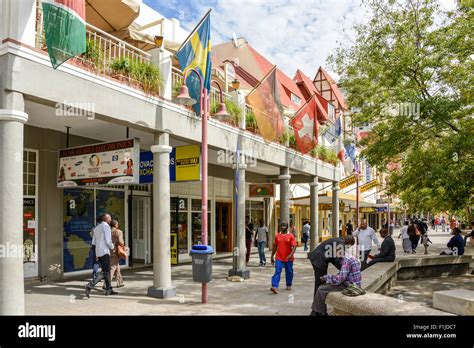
[
  {"x1": 398, "y1": 220, "x2": 411, "y2": 253},
  {"x1": 407, "y1": 221, "x2": 420, "y2": 254},
  {"x1": 110, "y1": 219, "x2": 125, "y2": 288}
]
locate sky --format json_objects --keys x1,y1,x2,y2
[{"x1": 143, "y1": 0, "x2": 457, "y2": 80}]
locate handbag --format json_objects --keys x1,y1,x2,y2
[{"x1": 117, "y1": 243, "x2": 128, "y2": 260}]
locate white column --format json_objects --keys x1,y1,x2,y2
[
  {"x1": 148, "y1": 133, "x2": 176, "y2": 299},
  {"x1": 229, "y1": 160, "x2": 249, "y2": 279},
  {"x1": 150, "y1": 48, "x2": 172, "y2": 100},
  {"x1": 309, "y1": 177, "x2": 319, "y2": 251},
  {"x1": 0, "y1": 109, "x2": 28, "y2": 315},
  {"x1": 231, "y1": 90, "x2": 246, "y2": 129},
  {"x1": 1, "y1": 0, "x2": 36, "y2": 46},
  {"x1": 332, "y1": 182, "x2": 340, "y2": 238},
  {"x1": 279, "y1": 167, "x2": 291, "y2": 225}
]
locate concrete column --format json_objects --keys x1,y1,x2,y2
[
  {"x1": 332, "y1": 182, "x2": 340, "y2": 238},
  {"x1": 229, "y1": 159, "x2": 249, "y2": 279},
  {"x1": 148, "y1": 133, "x2": 176, "y2": 299},
  {"x1": 279, "y1": 167, "x2": 291, "y2": 225},
  {"x1": 231, "y1": 90, "x2": 246, "y2": 129},
  {"x1": 309, "y1": 177, "x2": 319, "y2": 251},
  {"x1": 0, "y1": 109, "x2": 28, "y2": 315},
  {"x1": 1, "y1": 0, "x2": 36, "y2": 46},
  {"x1": 150, "y1": 48, "x2": 172, "y2": 99}
]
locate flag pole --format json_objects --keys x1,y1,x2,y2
[
  {"x1": 246, "y1": 65, "x2": 277, "y2": 99},
  {"x1": 176, "y1": 9, "x2": 212, "y2": 53}
]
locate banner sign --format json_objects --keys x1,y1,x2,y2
[
  {"x1": 360, "y1": 207, "x2": 376, "y2": 213},
  {"x1": 360, "y1": 180, "x2": 379, "y2": 193},
  {"x1": 139, "y1": 145, "x2": 201, "y2": 184},
  {"x1": 339, "y1": 174, "x2": 360, "y2": 189},
  {"x1": 58, "y1": 139, "x2": 140, "y2": 187},
  {"x1": 365, "y1": 162, "x2": 371, "y2": 182},
  {"x1": 170, "y1": 232, "x2": 178, "y2": 265},
  {"x1": 249, "y1": 184, "x2": 275, "y2": 198}
]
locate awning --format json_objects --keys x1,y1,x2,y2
[
  {"x1": 277, "y1": 191, "x2": 375, "y2": 209},
  {"x1": 110, "y1": 23, "x2": 183, "y2": 52},
  {"x1": 86, "y1": 0, "x2": 141, "y2": 32}
]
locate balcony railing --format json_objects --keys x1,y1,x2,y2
[{"x1": 35, "y1": 0, "x2": 155, "y2": 92}]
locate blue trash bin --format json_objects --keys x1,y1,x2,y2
[{"x1": 190, "y1": 245, "x2": 214, "y2": 283}]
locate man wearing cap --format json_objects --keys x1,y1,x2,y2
[{"x1": 270, "y1": 221, "x2": 297, "y2": 294}]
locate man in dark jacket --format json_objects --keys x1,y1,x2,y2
[
  {"x1": 366, "y1": 228, "x2": 395, "y2": 268},
  {"x1": 308, "y1": 236, "x2": 355, "y2": 295}
]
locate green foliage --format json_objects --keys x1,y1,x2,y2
[
  {"x1": 328, "y1": 0, "x2": 474, "y2": 213},
  {"x1": 109, "y1": 57, "x2": 131, "y2": 75},
  {"x1": 310, "y1": 145, "x2": 338, "y2": 165},
  {"x1": 172, "y1": 79, "x2": 182, "y2": 98},
  {"x1": 288, "y1": 132, "x2": 297, "y2": 148},
  {"x1": 245, "y1": 109, "x2": 258, "y2": 130},
  {"x1": 83, "y1": 39, "x2": 104, "y2": 67},
  {"x1": 108, "y1": 57, "x2": 163, "y2": 94}
]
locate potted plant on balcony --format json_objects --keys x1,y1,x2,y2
[
  {"x1": 130, "y1": 60, "x2": 163, "y2": 95},
  {"x1": 109, "y1": 57, "x2": 132, "y2": 83},
  {"x1": 81, "y1": 39, "x2": 104, "y2": 72},
  {"x1": 245, "y1": 109, "x2": 258, "y2": 133},
  {"x1": 211, "y1": 100, "x2": 241, "y2": 125}
]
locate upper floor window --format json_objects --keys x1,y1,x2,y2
[{"x1": 291, "y1": 93, "x2": 301, "y2": 105}]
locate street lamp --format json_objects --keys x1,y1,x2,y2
[{"x1": 173, "y1": 68, "x2": 229, "y2": 304}]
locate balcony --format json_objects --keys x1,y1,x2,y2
[{"x1": 34, "y1": 1, "x2": 161, "y2": 96}]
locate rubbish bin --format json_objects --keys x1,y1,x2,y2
[{"x1": 190, "y1": 245, "x2": 214, "y2": 283}]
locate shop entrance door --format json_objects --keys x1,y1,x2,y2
[
  {"x1": 132, "y1": 196, "x2": 151, "y2": 264},
  {"x1": 215, "y1": 202, "x2": 232, "y2": 252}
]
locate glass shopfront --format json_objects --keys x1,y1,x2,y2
[
  {"x1": 63, "y1": 188, "x2": 125, "y2": 273},
  {"x1": 191, "y1": 199, "x2": 211, "y2": 246},
  {"x1": 171, "y1": 197, "x2": 189, "y2": 255}
]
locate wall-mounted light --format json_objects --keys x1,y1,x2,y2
[
  {"x1": 154, "y1": 35, "x2": 164, "y2": 48},
  {"x1": 231, "y1": 78, "x2": 240, "y2": 91}
]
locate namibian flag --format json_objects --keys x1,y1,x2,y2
[
  {"x1": 42, "y1": 0, "x2": 86, "y2": 69},
  {"x1": 176, "y1": 10, "x2": 212, "y2": 114}
]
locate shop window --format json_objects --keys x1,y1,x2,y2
[
  {"x1": 191, "y1": 199, "x2": 211, "y2": 246},
  {"x1": 23, "y1": 150, "x2": 37, "y2": 196},
  {"x1": 171, "y1": 197, "x2": 188, "y2": 254}
]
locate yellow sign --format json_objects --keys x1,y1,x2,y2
[
  {"x1": 360, "y1": 207, "x2": 375, "y2": 213},
  {"x1": 319, "y1": 204, "x2": 332, "y2": 210},
  {"x1": 170, "y1": 232, "x2": 178, "y2": 265},
  {"x1": 339, "y1": 174, "x2": 360, "y2": 189},
  {"x1": 360, "y1": 180, "x2": 379, "y2": 193},
  {"x1": 175, "y1": 145, "x2": 200, "y2": 181}
]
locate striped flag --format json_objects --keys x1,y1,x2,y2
[{"x1": 42, "y1": 0, "x2": 86, "y2": 69}]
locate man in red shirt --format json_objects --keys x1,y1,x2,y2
[{"x1": 270, "y1": 221, "x2": 297, "y2": 294}]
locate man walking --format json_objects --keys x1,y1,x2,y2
[
  {"x1": 255, "y1": 219, "x2": 269, "y2": 266},
  {"x1": 270, "y1": 221, "x2": 297, "y2": 294},
  {"x1": 245, "y1": 216, "x2": 254, "y2": 264},
  {"x1": 353, "y1": 219, "x2": 380, "y2": 264},
  {"x1": 301, "y1": 221, "x2": 310, "y2": 251},
  {"x1": 346, "y1": 220, "x2": 354, "y2": 236},
  {"x1": 85, "y1": 213, "x2": 117, "y2": 297},
  {"x1": 308, "y1": 235, "x2": 355, "y2": 295}
]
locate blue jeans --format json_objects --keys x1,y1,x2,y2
[
  {"x1": 257, "y1": 241, "x2": 266, "y2": 264},
  {"x1": 303, "y1": 237, "x2": 309, "y2": 251},
  {"x1": 271, "y1": 259, "x2": 294, "y2": 288}
]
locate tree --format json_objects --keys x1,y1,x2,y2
[{"x1": 329, "y1": 0, "x2": 473, "y2": 217}]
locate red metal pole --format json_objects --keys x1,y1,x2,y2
[
  {"x1": 355, "y1": 164, "x2": 360, "y2": 227},
  {"x1": 201, "y1": 88, "x2": 209, "y2": 304}
]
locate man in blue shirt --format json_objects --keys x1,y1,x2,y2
[{"x1": 440, "y1": 228, "x2": 464, "y2": 256}]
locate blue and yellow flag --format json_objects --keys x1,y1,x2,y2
[{"x1": 176, "y1": 11, "x2": 212, "y2": 114}]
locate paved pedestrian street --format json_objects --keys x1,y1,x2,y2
[{"x1": 25, "y1": 231, "x2": 470, "y2": 316}]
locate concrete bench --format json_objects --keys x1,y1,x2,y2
[
  {"x1": 326, "y1": 291, "x2": 452, "y2": 316},
  {"x1": 433, "y1": 289, "x2": 474, "y2": 315}
]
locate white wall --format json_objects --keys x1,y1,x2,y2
[{"x1": 1, "y1": 0, "x2": 36, "y2": 46}]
